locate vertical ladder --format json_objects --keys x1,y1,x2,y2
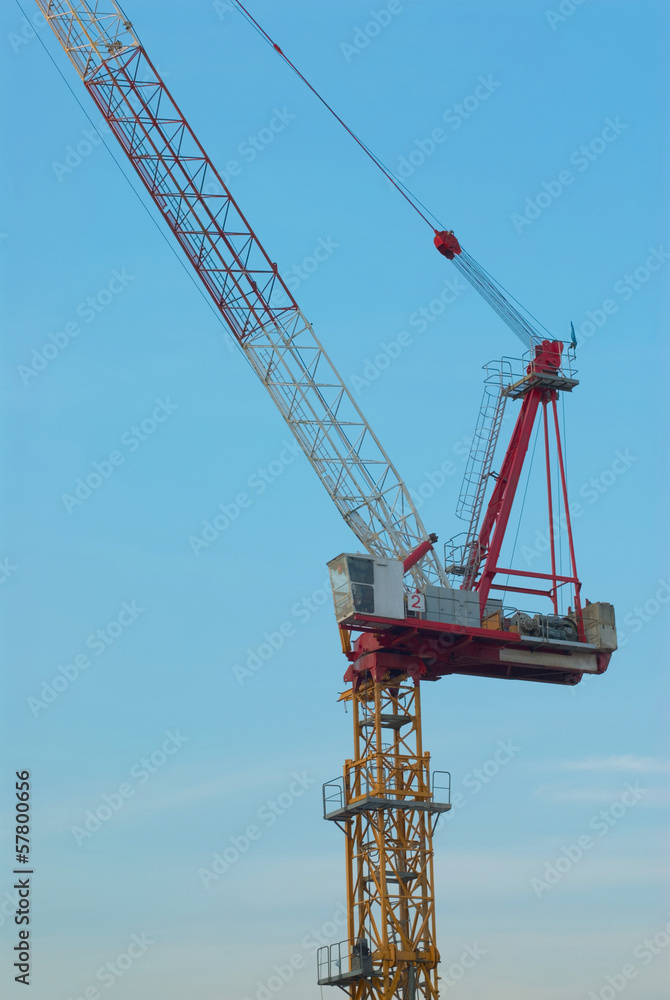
[{"x1": 445, "y1": 360, "x2": 510, "y2": 582}]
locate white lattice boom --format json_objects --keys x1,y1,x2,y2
[{"x1": 37, "y1": 0, "x2": 447, "y2": 589}]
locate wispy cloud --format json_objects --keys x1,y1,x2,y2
[
  {"x1": 534, "y1": 784, "x2": 669, "y2": 807},
  {"x1": 37, "y1": 757, "x2": 327, "y2": 838},
  {"x1": 434, "y1": 844, "x2": 668, "y2": 899},
  {"x1": 556, "y1": 755, "x2": 670, "y2": 774}
]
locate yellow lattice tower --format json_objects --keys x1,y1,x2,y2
[{"x1": 319, "y1": 668, "x2": 451, "y2": 998}]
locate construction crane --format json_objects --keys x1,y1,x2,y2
[{"x1": 35, "y1": 3, "x2": 617, "y2": 998}]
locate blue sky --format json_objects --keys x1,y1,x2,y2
[{"x1": 0, "y1": 1, "x2": 668, "y2": 998}]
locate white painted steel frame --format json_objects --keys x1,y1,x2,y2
[{"x1": 37, "y1": 0, "x2": 448, "y2": 589}]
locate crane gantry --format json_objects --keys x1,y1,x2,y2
[{"x1": 35, "y1": 3, "x2": 617, "y2": 998}]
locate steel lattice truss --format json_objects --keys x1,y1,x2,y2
[
  {"x1": 37, "y1": 0, "x2": 448, "y2": 588},
  {"x1": 344, "y1": 679, "x2": 441, "y2": 999}
]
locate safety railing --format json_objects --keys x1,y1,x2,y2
[
  {"x1": 432, "y1": 770, "x2": 451, "y2": 803},
  {"x1": 499, "y1": 348, "x2": 578, "y2": 384},
  {"x1": 317, "y1": 937, "x2": 374, "y2": 985},
  {"x1": 444, "y1": 533, "x2": 481, "y2": 581},
  {"x1": 323, "y1": 764, "x2": 451, "y2": 818},
  {"x1": 322, "y1": 777, "x2": 346, "y2": 817}
]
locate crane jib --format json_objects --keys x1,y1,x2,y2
[{"x1": 36, "y1": 0, "x2": 448, "y2": 589}]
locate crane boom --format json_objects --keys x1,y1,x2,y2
[{"x1": 37, "y1": 0, "x2": 448, "y2": 589}]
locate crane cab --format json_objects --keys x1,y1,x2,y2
[{"x1": 328, "y1": 554, "x2": 404, "y2": 623}]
